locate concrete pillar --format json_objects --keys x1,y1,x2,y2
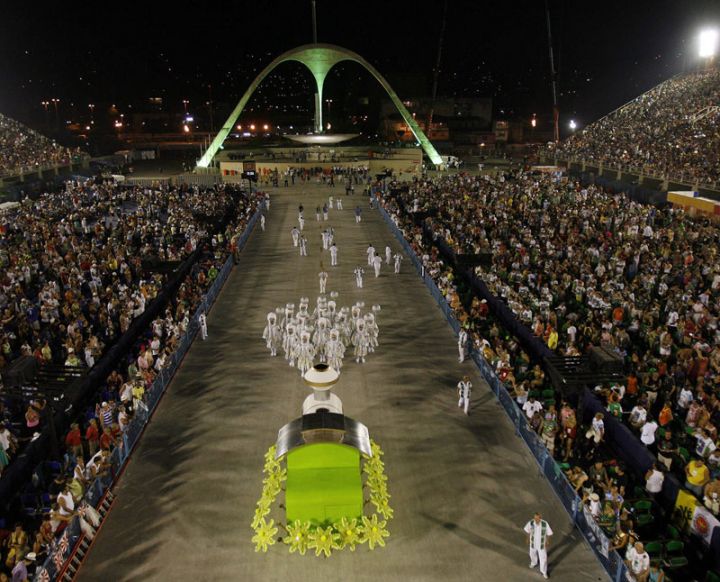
[{"x1": 314, "y1": 92, "x2": 322, "y2": 133}]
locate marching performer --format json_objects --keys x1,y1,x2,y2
[
  {"x1": 354, "y1": 265, "x2": 364, "y2": 288},
  {"x1": 457, "y1": 375, "x2": 472, "y2": 415},
  {"x1": 319, "y1": 270, "x2": 328, "y2": 294}
]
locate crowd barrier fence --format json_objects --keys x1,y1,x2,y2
[
  {"x1": 34, "y1": 209, "x2": 260, "y2": 581},
  {"x1": 377, "y1": 202, "x2": 626, "y2": 582}
]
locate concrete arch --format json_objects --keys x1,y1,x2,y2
[{"x1": 196, "y1": 43, "x2": 442, "y2": 168}]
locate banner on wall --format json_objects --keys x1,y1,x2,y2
[
  {"x1": 673, "y1": 489, "x2": 700, "y2": 531},
  {"x1": 691, "y1": 505, "x2": 720, "y2": 545}
]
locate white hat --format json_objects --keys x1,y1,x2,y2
[{"x1": 589, "y1": 493, "x2": 600, "y2": 502}]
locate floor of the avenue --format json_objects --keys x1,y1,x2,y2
[{"x1": 77, "y1": 183, "x2": 607, "y2": 581}]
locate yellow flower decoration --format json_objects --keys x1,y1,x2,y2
[
  {"x1": 252, "y1": 518, "x2": 278, "y2": 552},
  {"x1": 307, "y1": 525, "x2": 341, "y2": 558},
  {"x1": 251, "y1": 502, "x2": 271, "y2": 529},
  {"x1": 283, "y1": 520, "x2": 311, "y2": 555},
  {"x1": 372, "y1": 497, "x2": 394, "y2": 521},
  {"x1": 359, "y1": 514, "x2": 390, "y2": 550},
  {"x1": 334, "y1": 517, "x2": 361, "y2": 551},
  {"x1": 264, "y1": 445, "x2": 277, "y2": 465}
]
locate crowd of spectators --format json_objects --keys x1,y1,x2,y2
[
  {"x1": 0, "y1": 178, "x2": 259, "y2": 578},
  {"x1": 380, "y1": 169, "x2": 720, "y2": 579},
  {"x1": 0, "y1": 113, "x2": 79, "y2": 178},
  {"x1": 547, "y1": 69, "x2": 720, "y2": 187}
]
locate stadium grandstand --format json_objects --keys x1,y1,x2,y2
[
  {"x1": 0, "y1": 113, "x2": 80, "y2": 179},
  {"x1": 546, "y1": 69, "x2": 720, "y2": 189}
]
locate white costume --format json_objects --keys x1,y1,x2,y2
[
  {"x1": 336, "y1": 197, "x2": 343, "y2": 210},
  {"x1": 313, "y1": 317, "x2": 331, "y2": 362},
  {"x1": 385, "y1": 246, "x2": 392, "y2": 265},
  {"x1": 364, "y1": 313, "x2": 379, "y2": 352},
  {"x1": 319, "y1": 271, "x2": 328, "y2": 294},
  {"x1": 352, "y1": 319, "x2": 370, "y2": 363},
  {"x1": 372, "y1": 255, "x2": 382, "y2": 278},
  {"x1": 284, "y1": 323, "x2": 298, "y2": 366},
  {"x1": 458, "y1": 329, "x2": 468, "y2": 363},
  {"x1": 300, "y1": 236, "x2": 308, "y2": 256},
  {"x1": 457, "y1": 379, "x2": 472, "y2": 414},
  {"x1": 198, "y1": 312, "x2": 208, "y2": 340},
  {"x1": 299, "y1": 215, "x2": 305, "y2": 231},
  {"x1": 524, "y1": 518, "x2": 553, "y2": 578},
  {"x1": 291, "y1": 227, "x2": 300, "y2": 247},
  {"x1": 330, "y1": 244, "x2": 338, "y2": 266},
  {"x1": 394, "y1": 253, "x2": 402, "y2": 274},
  {"x1": 336, "y1": 311, "x2": 352, "y2": 344},
  {"x1": 296, "y1": 332, "x2": 316, "y2": 376},
  {"x1": 262, "y1": 312, "x2": 282, "y2": 356},
  {"x1": 260, "y1": 215, "x2": 266, "y2": 231},
  {"x1": 354, "y1": 266, "x2": 364, "y2": 288},
  {"x1": 325, "y1": 329, "x2": 346, "y2": 370},
  {"x1": 366, "y1": 245, "x2": 376, "y2": 266}
]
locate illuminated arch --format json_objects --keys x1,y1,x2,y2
[{"x1": 197, "y1": 43, "x2": 442, "y2": 168}]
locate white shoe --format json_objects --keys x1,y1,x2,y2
[
  {"x1": 543, "y1": 575, "x2": 548, "y2": 580},
  {"x1": 529, "y1": 563, "x2": 536, "y2": 569}
]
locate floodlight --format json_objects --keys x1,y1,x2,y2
[
  {"x1": 569, "y1": 119, "x2": 577, "y2": 130},
  {"x1": 699, "y1": 29, "x2": 719, "y2": 58}
]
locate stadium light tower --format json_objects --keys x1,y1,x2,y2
[{"x1": 699, "y1": 29, "x2": 719, "y2": 59}]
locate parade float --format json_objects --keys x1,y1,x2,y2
[{"x1": 250, "y1": 363, "x2": 392, "y2": 557}]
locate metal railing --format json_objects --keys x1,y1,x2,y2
[
  {"x1": 376, "y1": 202, "x2": 625, "y2": 582},
  {"x1": 34, "y1": 209, "x2": 260, "y2": 581}
]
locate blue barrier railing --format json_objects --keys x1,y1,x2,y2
[
  {"x1": 377, "y1": 202, "x2": 625, "y2": 582},
  {"x1": 34, "y1": 209, "x2": 259, "y2": 581}
]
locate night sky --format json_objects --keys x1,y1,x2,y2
[{"x1": 1, "y1": 0, "x2": 719, "y2": 131}]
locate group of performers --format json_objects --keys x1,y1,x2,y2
[{"x1": 262, "y1": 294, "x2": 381, "y2": 374}]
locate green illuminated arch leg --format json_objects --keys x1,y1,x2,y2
[{"x1": 196, "y1": 43, "x2": 443, "y2": 168}]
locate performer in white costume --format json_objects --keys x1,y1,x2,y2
[
  {"x1": 296, "y1": 331, "x2": 316, "y2": 376},
  {"x1": 354, "y1": 266, "x2": 364, "y2": 288},
  {"x1": 372, "y1": 253, "x2": 382, "y2": 277},
  {"x1": 364, "y1": 313, "x2": 379, "y2": 352},
  {"x1": 262, "y1": 312, "x2": 282, "y2": 356},
  {"x1": 284, "y1": 323, "x2": 298, "y2": 367},
  {"x1": 325, "y1": 328, "x2": 346, "y2": 370},
  {"x1": 394, "y1": 253, "x2": 403, "y2": 274},
  {"x1": 313, "y1": 317, "x2": 331, "y2": 362},
  {"x1": 458, "y1": 328, "x2": 468, "y2": 363},
  {"x1": 366, "y1": 244, "x2": 376, "y2": 266},
  {"x1": 457, "y1": 375, "x2": 472, "y2": 415},
  {"x1": 352, "y1": 318, "x2": 370, "y2": 364},
  {"x1": 319, "y1": 270, "x2": 328, "y2": 294},
  {"x1": 291, "y1": 227, "x2": 300, "y2": 247},
  {"x1": 198, "y1": 311, "x2": 207, "y2": 340}
]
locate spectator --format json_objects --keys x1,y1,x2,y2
[
  {"x1": 64, "y1": 423, "x2": 83, "y2": 458},
  {"x1": 685, "y1": 458, "x2": 711, "y2": 496},
  {"x1": 645, "y1": 463, "x2": 665, "y2": 498},
  {"x1": 625, "y1": 542, "x2": 650, "y2": 582},
  {"x1": 85, "y1": 419, "x2": 100, "y2": 456}
]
